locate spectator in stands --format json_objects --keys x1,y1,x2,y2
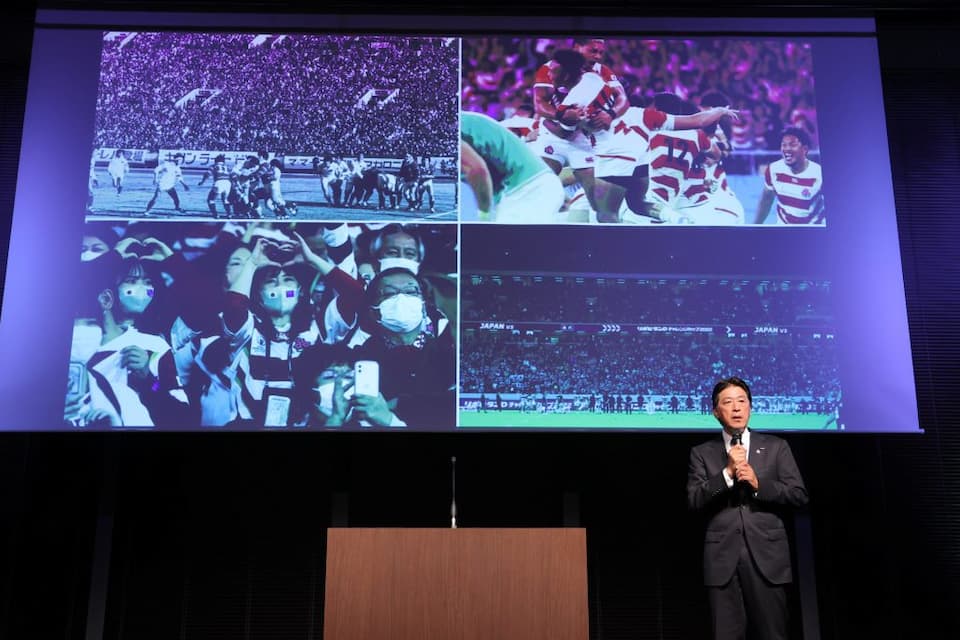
[
  {"x1": 352, "y1": 267, "x2": 456, "y2": 427},
  {"x1": 291, "y1": 343, "x2": 359, "y2": 428}
]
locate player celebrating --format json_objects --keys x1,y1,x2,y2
[
  {"x1": 528, "y1": 39, "x2": 629, "y2": 222},
  {"x1": 679, "y1": 91, "x2": 746, "y2": 225},
  {"x1": 642, "y1": 93, "x2": 729, "y2": 224},
  {"x1": 755, "y1": 127, "x2": 824, "y2": 225},
  {"x1": 592, "y1": 94, "x2": 740, "y2": 224}
]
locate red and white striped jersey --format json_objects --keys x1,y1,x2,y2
[
  {"x1": 763, "y1": 158, "x2": 824, "y2": 224},
  {"x1": 534, "y1": 61, "x2": 622, "y2": 114},
  {"x1": 645, "y1": 128, "x2": 712, "y2": 206}
]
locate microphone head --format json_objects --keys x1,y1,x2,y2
[{"x1": 451, "y1": 456, "x2": 456, "y2": 463}]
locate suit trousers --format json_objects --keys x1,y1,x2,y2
[{"x1": 707, "y1": 534, "x2": 788, "y2": 640}]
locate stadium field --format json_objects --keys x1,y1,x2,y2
[
  {"x1": 88, "y1": 168, "x2": 458, "y2": 222},
  {"x1": 457, "y1": 410, "x2": 838, "y2": 430}
]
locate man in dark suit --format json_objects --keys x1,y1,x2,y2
[{"x1": 687, "y1": 377, "x2": 809, "y2": 640}]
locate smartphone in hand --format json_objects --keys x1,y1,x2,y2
[{"x1": 354, "y1": 360, "x2": 380, "y2": 397}]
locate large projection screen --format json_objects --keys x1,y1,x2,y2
[{"x1": 0, "y1": 11, "x2": 919, "y2": 432}]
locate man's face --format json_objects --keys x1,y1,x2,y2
[
  {"x1": 780, "y1": 134, "x2": 807, "y2": 168},
  {"x1": 374, "y1": 272, "x2": 422, "y2": 305},
  {"x1": 379, "y1": 232, "x2": 420, "y2": 263},
  {"x1": 577, "y1": 40, "x2": 606, "y2": 66},
  {"x1": 713, "y1": 385, "x2": 751, "y2": 433}
]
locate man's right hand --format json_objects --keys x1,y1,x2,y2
[{"x1": 727, "y1": 445, "x2": 747, "y2": 477}]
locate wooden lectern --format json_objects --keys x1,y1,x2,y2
[{"x1": 323, "y1": 528, "x2": 589, "y2": 640}]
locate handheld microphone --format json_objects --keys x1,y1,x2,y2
[
  {"x1": 450, "y1": 456, "x2": 457, "y2": 529},
  {"x1": 730, "y1": 430, "x2": 743, "y2": 447}
]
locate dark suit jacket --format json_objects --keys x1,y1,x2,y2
[{"x1": 686, "y1": 431, "x2": 808, "y2": 586}]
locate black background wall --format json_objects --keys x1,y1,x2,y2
[{"x1": 1, "y1": 2, "x2": 958, "y2": 639}]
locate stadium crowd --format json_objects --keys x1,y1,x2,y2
[
  {"x1": 96, "y1": 33, "x2": 459, "y2": 157},
  {"x1": 460, "y1": 330, "x2": 840, "y2": 400},
  {"x1": 462, "y1": 275, "x2": 834, "y2": 325},
  {"x1": 460, "y1": 272, "x2": 839, "y2": 401}
]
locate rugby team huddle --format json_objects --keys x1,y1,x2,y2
[
  {"x1": 461, "y1": 37, "x2": 824, "y2": 225},
  {"x1": 311, "y1": 154, "x2": 438, "y2": 213}
]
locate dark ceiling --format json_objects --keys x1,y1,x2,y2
[{"x1": 28, "y1": 0, "x2": 960, "y2": 18}]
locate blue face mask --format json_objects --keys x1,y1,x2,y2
[
  {"x1": 261, "y1": 286, "x2": 299, "y2": 314},
  {"x1": 118, "y1": 282, "x2": 155, "y2": 314}
]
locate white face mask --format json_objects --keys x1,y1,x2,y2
[
  {"x1": 81, "y1": 250, "x2": 107, "y2": 262},
  {"x1": 118, "y1": 283, "x2": 155, "y2": 314},
  {"x1": 379, "y1": 257, "x2": 420, "y2": 275},
  {"x1": 261, "y1": 286, "x2": 299, "y2": 314},
  {"x1": 71, "y1": 324, "x2": 103, "y2": 363},
  {"x1": 374, "y1": 293, "x2": 425, "y2": 334}
]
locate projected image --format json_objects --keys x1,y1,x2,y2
[
  {"x1": 460, "y1": 37, "x2": 823, "y2": 226},
  {"x1": 88, "y1": 33, "x2": 459, "y2": 221},
  {"x1": 458, "y1": 273, "x2": 842, "y2": 430},
  {"x1": 66, "y1": 221, "x2": 458, "y2": 429}
]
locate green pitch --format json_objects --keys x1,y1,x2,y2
[
  {"x1": 457, "y1": 410, "x2": 837, "y2": 431},
  {"x1": 88, "y1": 168, "x2": 457, "y2": 222}
]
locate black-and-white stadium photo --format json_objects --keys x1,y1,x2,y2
[{"x1": 88, "y1": 32, "x2": 459, "y2": 221}]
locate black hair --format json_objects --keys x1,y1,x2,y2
[
  {"x1": 711, "y1": 377, "x2": 753, "y2": 409},
  {"x1": 699, "y1": 91, "x2": 734, "y2": 141},
  {"x1": 782, "y1": 126, "x2": 811, "y2": 148},
  {"x1": 368, "y1": 224, "x2": 426, "y2": 262},
  {"x1": 653, "y1": 92, "x2": 698, "y2": 116},
  {"x1": 552, "y1": 49, "x2": 587, "y2": 82},
  {"x1": 293, "y1": 342, "x2": 356, "y2": 394}
]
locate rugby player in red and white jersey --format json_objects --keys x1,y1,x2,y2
[
  {"x1": 755, "y1": 127, "x2": 824, "y2": 225},
  {"x1": 674, "y1": 92, "x2": 746, "y2": 225},
  {"x1": 678, "y1": 152, "x2": 745, "y2": 225},
  {"x1": 594, "y1": 93, "x2": 740, "y2": 224},
  {"x1": 528, "y1": 39, "x2": 629, "y2": 222}
]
